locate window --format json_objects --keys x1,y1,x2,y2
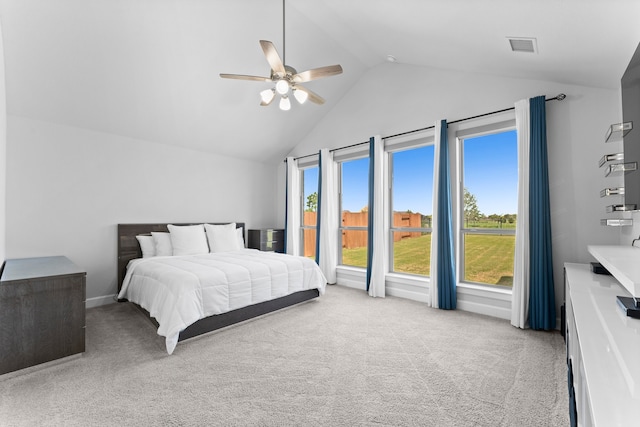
[
  {"x1": 339, "y1": 157, "x2": 369, "y2": 267},
  {"x1": 389, "y1": 145, "x2": 435, "y2": 276},
  {"x1": 459, "y1": 129, "x2": 517, "y2": 287},
  {"x1": 301, "y1": 166, "x2": 318, "y2": 259}
]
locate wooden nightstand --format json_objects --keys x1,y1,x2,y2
[
  {"x1": 0, "y1": 256, "x2": 86, "y2": 375},
  {"x1": 247, "y1": 229, "x2": 284, "y2": 253}
]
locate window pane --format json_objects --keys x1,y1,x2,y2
[
  {"x1": 392, "y1": 146, "x2": 434, "y2": 220},
  {"x1": 392, "y1": 231, "x2": 431, "y2": 276},
  {"x1": 301, "y1": 166, "x2": 318, "y2": 259},
  {"x1": 302, "y1": 227, "x2": 316, "y2": 259},
  {"x1": 463, "y1": 234, "x2": 515, "y2": 286},
  {"x1": 462, "y1": 130, "x2": 517, "y2": 227},
  {"x1": 341, "y1": 158, "x2": 369, "y2": 223},
  {"x1": 390, "y1": 145, "x2": 434, "y2": 277},
  {"x1": 303, "y1": 167, "x2": 318, "y2": 226},
  {"x1": 461, "y1": 129, "x2": 517, "y2": 286},
  {"x1": 339, "y1": 157, "x2": 369, "y2": 268},
  {"x1": 341, "y1": 229, "x2": 367, "y2": 267}
]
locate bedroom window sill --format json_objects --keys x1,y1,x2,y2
[{"x1": 336, "y1": 265, "x2": 365, "y2": 273}]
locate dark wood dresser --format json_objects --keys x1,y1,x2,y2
[
  {"x1": 247, "y1": 229, "x2": 284, "y2": 253},
  {"x1": 0, "y1": 256, "x2": 86, "y2": 375}
]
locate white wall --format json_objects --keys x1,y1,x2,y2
[
  {"x1": 6, "y1": 116, "x2": 279, "y2": 305},
  {"x1": 278, "y1": 62, "x2": 623, "y2": 319},
  {"x1": 620, "y1": 199, "x2": 640, "y2": 243}
]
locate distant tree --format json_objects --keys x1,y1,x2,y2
[
  {"x1": 422, "y1": 214, "x2": 432, "y2": 228},
  {"x1": 306, "y1": 192, "x2": 317, "y2": 212},
  {"x1": 463, "y1": 188, "x2": 482, "y2": 227},
  {"x1": 488, "y1": 213, "x2": 504, "y2": 228}
]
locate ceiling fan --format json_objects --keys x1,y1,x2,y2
[{"x1": 219, "y1": 0, "x2": 343, "y2": 111}]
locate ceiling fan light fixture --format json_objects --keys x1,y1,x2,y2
[
  {"x1": 219, "y1": 0, "x2": 342, "y2": 110},
  {"x1": 279, "y1": 95, "x2": 291, "y2": 111},
  {"x1": 293, "y1": 88, "x2": 308, "y2": 104},
  {"x1": 260, "y1": 88, "x2": 276, "y2": 104},
  {"x1": 275, "y1": 79, "x2": 290, "y2": 95}
]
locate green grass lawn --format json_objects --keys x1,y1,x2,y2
[
  {"x1": 463, "y1": 234, "x2": 515, "y2": 286},
  {"x1": 342, "y1": 233, "x2": 514, "y2": 286}
]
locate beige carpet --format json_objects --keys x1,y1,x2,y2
[{"x1": 0, "y1": 285, "x2": 569, "y2": 426}]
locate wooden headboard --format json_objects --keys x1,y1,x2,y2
[{"x1": 117, "y1": 222, "x2": 245, "y2": 293}]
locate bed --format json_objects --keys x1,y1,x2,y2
[{"x1": 117, "y1": 223, "x2": 326, "y2": 354}]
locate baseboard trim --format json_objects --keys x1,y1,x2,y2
[
  {"x1": 336, "y1": 266, "x2": 366, "y2": 290},
  {"x1": 86, "y1": 294, "x2": 117, "y2": 308},
  {"x1": 386, "y1": 286, "x2": 429, "y2": 304},
  {"x1": 335, "y1": 280, "x2": 365, "y2": 291},
  {"x1": 457, "y1": 299, "x2": 511, "y2": 320}
]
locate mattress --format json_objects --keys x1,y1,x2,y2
[{"x1": 117, "y1": 249, "x2": 327, "y2": 354}]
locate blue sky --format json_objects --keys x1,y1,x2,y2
[
  {"x1": 391, "y1": 146, "x2": 434, "y2": 215},
  {"x1": 463, "y1": 130, "x2": 517, "y2": 215},
  {"x1": 303, "y1": 130, "x2": 517, "y2": 216},
  {"x1": 303, "y1": 168, "x2": 319, "y2": 210},
  {"x1": 341, "y1": 158, "x2": 369, "y2": 212}
]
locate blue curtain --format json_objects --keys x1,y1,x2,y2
[
  {"x1": 528, "y1": 96, "x2": 556, "y2": 329},
  {"x1": 315, "y1": 150, "x2": 323, "y2": 265},
  {"x1": 284, "y1": 159, "x2": 289, "y2": 254},
  {"x1": 366, "y1": 137, "x2": 375, "y2": 291},
  {"x1": 437, "y1": 120, "x2": 457, "y2": 309}
]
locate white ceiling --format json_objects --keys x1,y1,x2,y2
[{"x1": 1, "y1": 0, "x2": 639, "y2": 163}]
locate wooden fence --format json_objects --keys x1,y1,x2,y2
[{"x1": 302, "y1": 211, "x2": 423, "y2": 257}]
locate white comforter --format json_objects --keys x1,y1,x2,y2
[{"x1": 117, "y1": 249, "x2": 327, "y2": 354}]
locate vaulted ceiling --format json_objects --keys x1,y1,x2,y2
[{"x1": 1, "y1": 0, "x2": 639, "y2": 163}]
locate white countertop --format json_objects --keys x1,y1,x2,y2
[{"x1": 588, "y1": 245, "x2": 640, "y2": 298}]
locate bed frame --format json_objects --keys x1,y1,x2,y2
[{"x1": 117, "y1": 223, "x2": 320, "y2": 343}]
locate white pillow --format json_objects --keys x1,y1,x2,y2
[
  {"x1": 236, "y1": 227, "x2": 245, "y2": 248},
  {"x1": 151, "y1": 232, "x2": 173, "y2": 256},
  {"x1": 168, "y1": 224, "x2": 209, "y2": 256},
  {"x1": 205, "y1": 223, "x2": 240, "y2": 253},
  {"x1": 136, "y1": 235, "x2": 156, "y2": 258}
]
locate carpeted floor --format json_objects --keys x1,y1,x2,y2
[{"x1": 0, "y1": 285, "x2": 569, "y2": 426}]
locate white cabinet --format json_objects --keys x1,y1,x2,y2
[{"x1": 564, "y1": 263, "x2": 640, "y2": 426}]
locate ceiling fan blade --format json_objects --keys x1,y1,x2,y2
[
  {"x1": 292, "y1": 64, "x2": 343, "y2": 83},
  {"x1": 294, "y1": 85, "x2": 325, "y2": 105},
  {"x1": 219, "y1": 73, "x2": 271, "y2": 82},
  {"x1": 259, "y1": 40, "x2": 286, "y2": 77}
]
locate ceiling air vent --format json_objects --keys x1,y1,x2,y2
[{"x1": 507, "y1": 37, "x2": 537, "y2": 53}]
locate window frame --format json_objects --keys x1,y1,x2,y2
[
  {"x1": 336, "y1": 149, "x2": 370, "y2": 268},
  {"x1": 386, "y1": 138, "x2": 435, "y2": 277},
  {"x1": 456, "y1": 120, "x2": 517, "y2": 288},
  {"x1": 299, "y1": 157, "x2": 319, "y2": 259}
]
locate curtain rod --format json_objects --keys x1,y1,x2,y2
[{"x1": 285, "y1": 93, "x2": 566, "y2": 162}]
